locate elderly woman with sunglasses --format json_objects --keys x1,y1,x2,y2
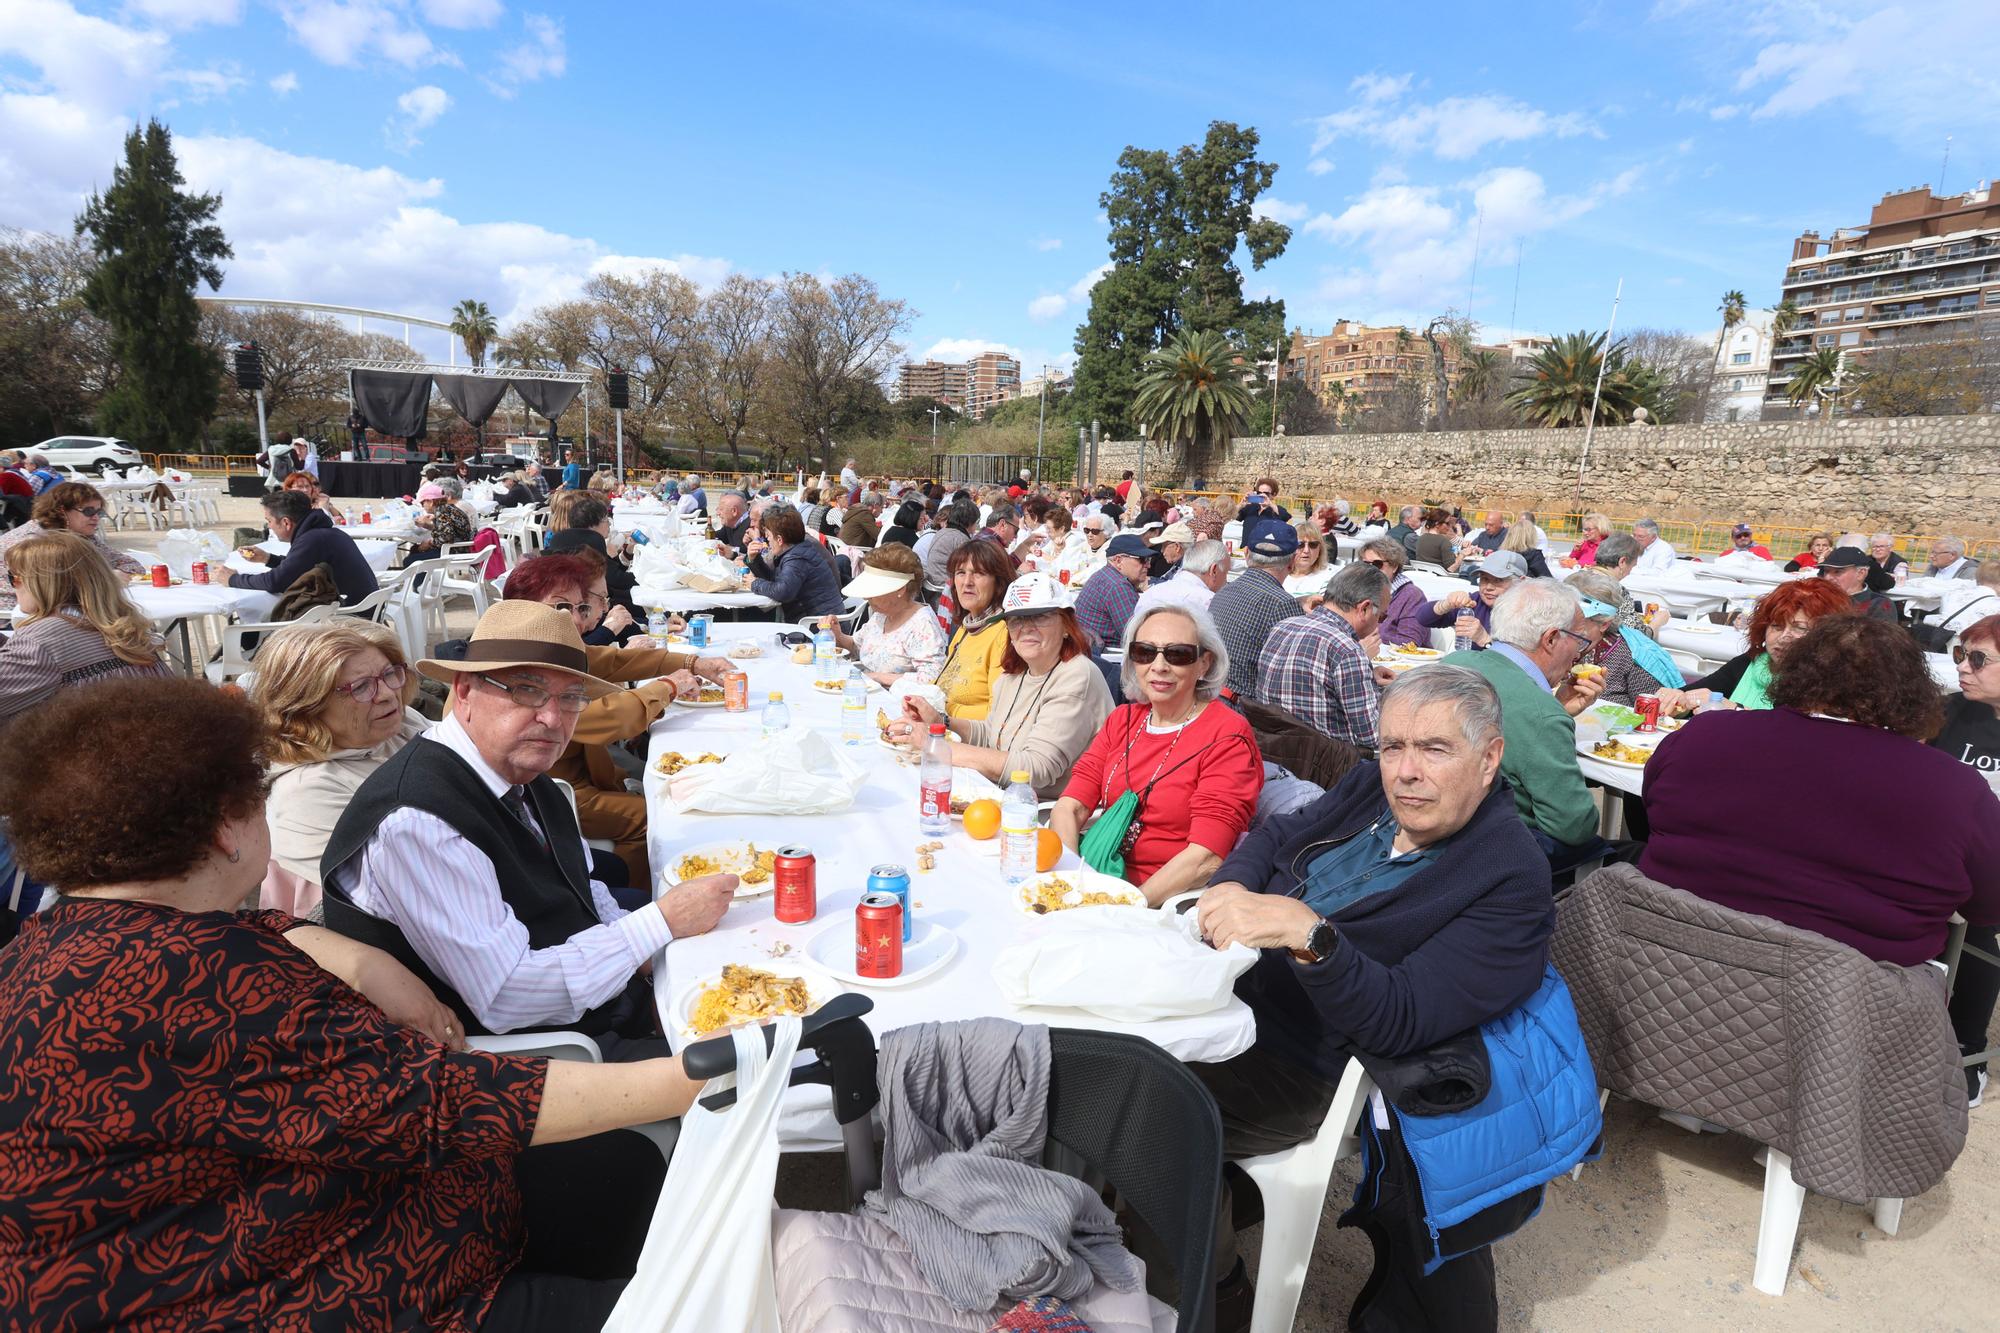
[
  {"x1": 253, "y1": 620, "x2": 427, "y2": 920},
  {"x1": 1359, "y1": 537, "x2": 1433, "y2": 648},
  {"x1": 0, "y1": 481, "x2": 145, "y2": 612},
  {"x1": 1283, "y1": 519, "x2": 1336, "y2": 601},
  {"x1": 1052, "y1": 603, "x2": 1263, "y2": 903}
]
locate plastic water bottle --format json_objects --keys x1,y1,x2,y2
[
  {"x1": 919, "y1": 723, "x2": 952, "y2": 836},
  {"x1": 841, "y1": 666, "x2": 869, "y2": 745},
  {"x1": 812, "y1": 615, "x2": 838, "y2": 683},
  {"x1": 999, "y1": 769, "x2": 1039, "y2": 883},
  {"x1": 761, "y1": 689, "x2": 790, "y2": 737}
]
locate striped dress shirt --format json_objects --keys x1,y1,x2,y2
[{"x1": 334, "y1": 711, "x2": 673, "y2": 1033}]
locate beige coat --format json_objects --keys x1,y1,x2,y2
[
  {"x1": 266, "y1": 711, "x2": 427, "y2": 884},
  {"x1": 956, "y1": 653, "x2": 1114, "y2": 799}
]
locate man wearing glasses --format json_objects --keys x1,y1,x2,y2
[
  {"x1": 1441, "y1": 579, "x2": 1611, "y2": 872},
  {"x1": 322, "y1": 602, "x2": 737, "y2": 1055},
  {"x1": 1073, "y1": 533, "x2": 1154, "y2": 650}
]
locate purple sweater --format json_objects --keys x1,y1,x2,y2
[
  {"x1": 1639, "y1": 707, "x2": 2000, "y2": 966},
  {"x1": 1376, "y1": 577, "x2": 1433, "y2": 648}
]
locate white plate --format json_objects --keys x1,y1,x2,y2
[
  {"x1": 1016, "y1": 867, "x2": 1148, "y2": 915},
  {"x1": 1674, "y1": 622, "x2": 1724, "y2": 634},
  {"x1": 1579, "y1": 732, "x2": 1667, "y2": 769},
  {"x1": 1389, "y1": 645, "x2": 1445, "y2": 660},
  {"x1": 803, "y1": 917, "x2": 960, "y2": 988},
  {"x1": 1373, "y1": 655, "x2": 1421, "y2": 673},
  {"x1": 661, "y1": 840, "x2": 782, "y2": 898},
  {"x1": 672, "y1": 961, "x2": 847, "y2": 1041},
  {"x1": 674, "y1": 689, "x2": 730, "y2": 708}
]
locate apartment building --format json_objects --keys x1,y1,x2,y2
[
  {"x1": 893, "y1": 359, "x2": 969, "y2": 410},
  {"x1": 1769, "y1": 183, "x2": 2000, "y2": 405},
  {"x1": 1282, "y1": 322, "x2": 1513, "y2": 418},
  {"x1": 1708, "y1": 311, "x2": 1774, "y2": 423},
  {"x1": 963, "y1": 351, "x2": 1022, "y2": 419}
]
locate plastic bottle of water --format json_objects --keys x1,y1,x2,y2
[
  {"x1": 918, "y1": 723, "x2": 952, "y2": 836},
  {"x1": 999, "y1": 769, "x2": 1039, "y2": 883},
  {"x1": 761, "y1": 690, "x2": 790, "y2": 737},
  {"x1": 812, "y1": 614, "x2": 837, "y2": 683},
  {"x1": 840, "y1": 666, "x2": 869, "y2": 745}
]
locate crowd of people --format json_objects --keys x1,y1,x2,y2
[{"x1": 0, "y1": 450, "x2": 1993, "y2": 1332}]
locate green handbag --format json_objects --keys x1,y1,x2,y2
[{"x1": 1077, "y1": 789, "x2": 1141, "y2": 879}]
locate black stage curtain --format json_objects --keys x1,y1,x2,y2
[
  {"x1": 351, "y1": 369, "x2": 434, "y2": 438},
  {"x1": 435, "y1": 373, "x2": 512, "y2": 427},
  {"x1": 512, "y1": 379, "x2": 582, "y2": 424},
  {"x1": 318, "y1": 460, "x2": 426, "y2": 498}
]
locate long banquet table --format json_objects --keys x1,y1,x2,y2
[{"x1": 642, "y1": 631, "x2": 1256, "y2": 1148}]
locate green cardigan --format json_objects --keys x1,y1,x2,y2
[{"x1": 1440, "y1": 648, "x2": 1600, "y2": 847}]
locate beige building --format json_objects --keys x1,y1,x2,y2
[
  {"x1": 1770, "y1": 183, "x2": 2000, "y2": 405},
  {"x1": 963, "y1": 351, "x2": 1022, "y2": 419},
  {"x1": 1282, "y1": 322, "x2": 1512, "y2": 419},
  {"x1": 894, "y1": 359, "x2": 969, "y2": 409}
]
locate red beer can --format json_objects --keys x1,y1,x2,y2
[
  {"x1": 1634, "y1": 693, "x2": 1661, "y2": 733},
  {"x1": 150, "y1": 564, "x2": 170, "y2": 588},
  {"x1": 723, "y1": 670, "x2": 749, "y2": 713},
  {"x1": 855, "y1": 892, "x2": 904, "y2": 979},
  {"x1": 190, "y1": 561, "x2": 209, "y2": 585},
  {"x1": 773, "y1": 845, "x2": 816, "y2": 924}
]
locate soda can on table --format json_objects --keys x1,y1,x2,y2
[
  {"x1": 1635, "y1": 693, "x2": 1662, "y2": 733},
  {"x1": 855, "y1": 892, "x2": 904, "y2": 979},
  {"x1": 867, "y1": 863, "x2": 913, "y2": 942},
  {"x1": 688, "y1": 614, "x2": 711, "y2": 649},
  {"x1": 772, "y1": 845, "x2": 816, "y2": 923},
  {"x1": 190, "y1": 561, "x2": 209, "y2": 585},
  {"x1": 722, "y1": 670, "x2": 749, "y2": 712},
  {"x1": 150, "y1": 564, "x2": 170, "y2": 588}
]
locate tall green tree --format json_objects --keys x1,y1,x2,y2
[
  {"x1": 1770, "y1": 297, "x2": 1800, "y2": 340},
  {"x1": 1785, "y1": 346, "x2": 1845, "y2": 406},
  {"x1": 74, "y1": 119, "x2": 230, "y2": 452},
  {"x1": 1130, "y1": 327, "x2": 1252, "y2": 473},
  {"x1": 1072, "y1": 121, "x2": 1290, "y2": 434},
  {"x1": 1505, "y1": 330, "x2": 1648, "y2": 427},
  {"x1": 1712, "y1": 288, "x2": 1746, "y2": 368},
  {"x1": 450, "y1": 298, "x2": 498, "y2": 367}
]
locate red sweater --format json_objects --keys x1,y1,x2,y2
[{"x1": 1062, "y1": 701, "x2": 1263, "y2": 884}]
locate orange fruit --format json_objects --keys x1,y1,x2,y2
[
  {"x1": 1036, "y1": 827, "x2": 1062, "y2": 873},
  {"x1": 962, "y1": 798, "x2": 1001, "y2": 840}
]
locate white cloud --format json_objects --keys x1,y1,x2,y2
[
  {"x1": 1034, "y1": 237, "x2": 1063, "y2": 251},
  {"x1": 1312, "y1": 77, "x2": 1602, "y2": 161},
  {"x1": 1305, "y1": 156, "x2": 1335, "y2": 176},
  {"x1": 917, "y1": 338, "x2": 1074, "y2": 375},
  {"x1": 1026, "y1": 262, "x2": 1111, "y2": 323},
  {"x1": 276, "y1": 0, "x2": 447, "y2": 69},
  {"x1": 387, "y1": 83, "x2": 451, "y2": 150},
  {"x1": 1252, "y1": 197, "x2": 1309, "y2": 224},
  {"x1": 123, "y1": 0, "x2": 244, "y2": 26},
  {"x1": 164, "y1": 65, "x2": 247, "y2": 103},
  {"x1": 419, "y1": 0, "x2": 503, "y2": 28},
  {"x1": 270, "y1": 70, "x2": 300, "y2": 95},
  {"x1": 486, "y1": 12, "x2": 564, "y2": 95}
]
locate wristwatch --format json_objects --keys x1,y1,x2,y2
[{"x1": 1291, "y1": 918, "x2": 1337, "y2": 965}]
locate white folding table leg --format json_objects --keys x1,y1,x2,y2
[
  {"x1": 1753, "y1": 1147, "x2": 1807, "y2": 1296},
  {"x1": 1871, "y1": 1197, "x2": 1904, "y2": 1236}
]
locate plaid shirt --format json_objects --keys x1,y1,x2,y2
[
  {"x1": 1209, "y1": 566, "x2": 1301, "y2": 700},
  {"x1": 1258, "y1": 607, "x2": 1382, "y2": 749},
  {"x1": 1072, "y1": 562, "x2": 1140, "y2": 650}
]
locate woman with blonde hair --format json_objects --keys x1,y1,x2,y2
[
  {"x1": 251, "y1": 619, "x2": 425, "y2": 918},
  {"x1": 1499, "y1": 518, "x2": 1552, "y2": 577},
  {"x1": 1570, "y1": 513, "x2": 1612, "y2": 567},
  {"x1": 1282, "y1": 518, "x2": 1336, "y2": 600},
  {"x1": 0, "y1": 532, "x2": 167, "y2": 722}
]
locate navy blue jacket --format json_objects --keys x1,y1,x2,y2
[
  {"x1": 1217, "y1": 763, "x2": 1554, "y2": 1085},
  {"x1": 231, "y1": 509, "x2": 380, "y2": 606},
  {"x1": 748, "y1": 541, "x2": 845, "y2": 621}
]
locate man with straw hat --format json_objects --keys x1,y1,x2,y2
[{"x1": 320, "y1": 601, "x2": 737, "y2": 1053}]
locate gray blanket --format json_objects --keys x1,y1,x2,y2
[{"x1": 861, "y1": 1018, "x2": 1143, "y2": 1311}]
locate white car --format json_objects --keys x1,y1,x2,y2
[{"x1": 27, "y1": 435, "x2": 145, "y2": 474}]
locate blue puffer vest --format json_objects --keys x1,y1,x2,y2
[{"x1": 1359, "y1": 965, "x2": 1603, "y2": 1272}]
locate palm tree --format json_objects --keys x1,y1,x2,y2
[
  {"x1": 1456, "y1": 348, "x2": 1502, "y2": 400},
  {"x1": 450, "y1": 298, "x2": 498, "y2": 368},
  {"x1": 1130, "y1": 327, "x2": 1252, "y2": 471},
  {"x1": 1504, "y1": 330, "x2": 1645, "y2": 427},
  {"x1": 1770, "y1": 297, "x2": 1800, "y2": 341},
  {"x1": 1785, "y1": 346, "x2": 1843, "y2": 406},
  {"x1": 1712, "y1": 289, "x2": 1747, "y2": 369}
]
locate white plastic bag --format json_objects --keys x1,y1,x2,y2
[
  {"x1": 157, "y1": 528, "x2": 231, "y2": 579},
  {"x1": 992, "y1": 904, "x2": 1258, "y2": 1022},
  {"x1": 664, "y1": 726, "x2": 869, "y2": 815},
  {"x1": 603, "y1": 1016, "x2": 798, "y2": 1333}
]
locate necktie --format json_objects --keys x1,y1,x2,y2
[{"x1": 503, "y1": 785, "x2": 549, "y2": 851}]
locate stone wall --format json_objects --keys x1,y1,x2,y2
[{"x1": 1086, "y1": 414, "x2": 1994, "y2": 536}]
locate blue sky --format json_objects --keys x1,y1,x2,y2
[{"x1": 5, "y1": 1, "x2": 1998, "y2": 374}]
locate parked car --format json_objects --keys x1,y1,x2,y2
[{"x1": 28, "y1": 436, "x2": 144, "y2": 474}]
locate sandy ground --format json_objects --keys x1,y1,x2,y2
[{"x1": 133, "y1": 489, "x2": 1998, "y2": 1331}]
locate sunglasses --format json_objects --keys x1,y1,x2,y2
[
  {"x1": 331, "y1": 662, "x2": 409, "y2": 703},
  {"x1": 75, "y1": 506, "x2": 104, "y2": 519},
  {"x1": 1128, "y1": 640, "x2": 1202, "y2": 667},
  {"x1": 1954, "y1": 646, "x2": 1995, "y2": 670},
  {"x1": 1300, "y1": 540, "x2": 1322, "y2": 548},
  {"x1": 1361, "y1": 557, "x2": 1392, "y2": 570}
]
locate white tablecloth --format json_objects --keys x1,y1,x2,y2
[
  {"x1": 226, "y1": 538, "x2": 399, "y2": 575},
  {"x1": 1623, "y1": 569, "x2": 1761, "y2": 618},
  {"x1": 1657, "y1": 619, "x2": 1746, "y2": 665},
  {"x1": 128, "y1": 582, "x2": 276, "y2": 625},
  {"x1": 643, "y1": 641, "x2": 1257, "y2": 1149},
  {"x1": 1887, "y1": 577, "x2": 1959, "y2": 614},
  {"x1": 634, "y1": 588, "x2": 777, "y2": 615}
]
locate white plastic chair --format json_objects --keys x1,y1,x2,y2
[
  {"x1": 1665, "y1": 647, "x2": 1703, "y2": 675},
  {"x1": 434, "y1": 548, "x2": 492, "y2": 620},
  {"x1": 1241, "y1": 1059, "x2": 1373, "y2": 1332},
  {"x1": 551, "y1": 776, "x2": 617, "y2": 858},
  {"x1": 204, "y1": 603, "x2": 334, "y2": 684}
]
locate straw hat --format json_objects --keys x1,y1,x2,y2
[{"x1": 416, "y1": 601, "x2": 620, "y2": 699}]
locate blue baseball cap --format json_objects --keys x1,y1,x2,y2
[
  {"x1": 1105, "y1": 533, "x2": 1154, "y2": 560},
  {"x1": 1244, "y1": 519, "x2": 1298, "y2": 558}
]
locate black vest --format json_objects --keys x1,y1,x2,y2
[{"x1": 319, "y1": 737, "x2": 654, "y2": 1039}]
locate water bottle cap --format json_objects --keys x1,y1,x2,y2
[
  {"x1": 768, "y1": 691, "x2": 784, "y2": 701},
  {"x1": 929, "y1": 722, "x2": 946, "y2": 734},
  {"x1": 1011, "y1": 770, "x2": 1030, "y2": 783}
]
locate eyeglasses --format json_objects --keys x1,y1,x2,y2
[
  {"x1": 331, "y1": 662, "x2": 409, "y2": 703},
  {"x1": 1954, "y1": 646, "x2": 1995, "y2": 670},
  {"x1": 1555, "y1": 628, "x2": 1595, "y2": 650},
  {"x1": 74, "y1": 506, "x2": 104, "y2": 519},
  {"x1": 1127, "y1": 641, "x2": 1202, "y2": 667},
  {"x1": 476, "y1": 672, "x2": 592, "y2": 714},
  {"x1": 546, "y1": 595, "x2": 607, "y2": 616}
]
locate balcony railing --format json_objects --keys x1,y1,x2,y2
[{"x1": 1784, "y1": 236, "x2": 2000, "y2": 287}]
